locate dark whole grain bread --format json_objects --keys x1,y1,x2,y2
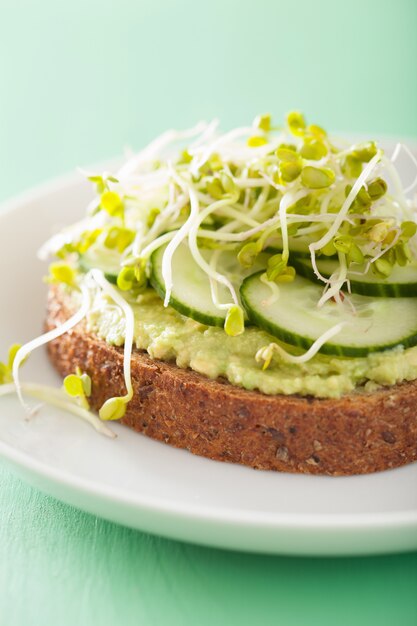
[{"x1": 45, "y1": 285, "x2": 417, "y2": 476}]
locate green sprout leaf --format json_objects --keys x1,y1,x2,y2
[
  {"x1": 46, "y1": 262, "x2": 77, "y2": 287},
  {"x1": 287, "y1": 111, "x2": 306, "y2": 137},
  {"x1": 100, "y1": 191, "x2": 124, "y2": 217},
  {"x1": 88, "y1": 175, "x2": 106, "y2": 194},
  {"x1": 345, "y1": 184, "x2": 372, "y2": 212},
  {"x1": 395, "y1": 242, "x2": 412, "y2": 266},
  {"x1": 333, "y1": 234, "x2": 352, "y2": 255},
  {"x1": 367, "y1": 177, "x2": 387, "y2": 201},
  {"x1": 247, "y1": 136, "x2": 268, "y2": 148},
  {"x1": 179, "y1": 150, "x2": 193, "y2": 164},
  {"x1": 348, "y1": 243, "x2": 364, "y2": 265},
  {"x1": 276, "y1": 147, "x2": 299, "y2": 162},
  {"x1": 117, "y1": 267, "x2": 136, "y2": 291},
  {"x1": 307, "y1": 124, "x2": 327, "y2": 139},
  {"x1": 117, "y1": 260, "x2": 147, "y2": 293},
  {"x1": 77, "y1": 229, "x2": 102, "y2": 254},
  {"x1": 300, "y1": 139, "x2": 327, "y2": 160},
  {"x1": 342, "y1": 154, "x2": 362, "y2": 179},
  {"x1": 206, "y1": 173, "x2": 238, "y2": 200},
  {"x1": 255, "y1": 114, "x2": 272, "y2": 132},
  {"x1": 266, "y1": 254, "x2": 287, "y2": 281},
  {"x1": 224, "y1": 305, "x2": 244, "y2": 337},
  {"x1": 265, "y1": 254, "x2": 296, "y2": 283},
  {"x1": 275, "y1": 266, "x2": 296, "y2": 283},
  {"x1": 63, "y1": 368, "x2": 92, "y2": 409},
  {"x1": 206, "y1": 176, "x2": 224, "y2": 200},
  {"x1": 279, "y1": 160, "x2": 302, "y2": 183},
  {"x1": 63, "y1": 374, "x2": 84, "y2": 397},
  {"x1": 237, "y1": 242, "x2": 261, "y2": 268},
  {"x1": 401, "y1": 221, "x2": 417, "y2": 240},
  {"x1": 0, "y1": 344, "x2": 22, "y2": 385},
  {"x1": 0, "y1": 363, "x2": 8, "y2": 385},
  {"x1": 301, "y1": 166, "x2": 335, "y2": 189},
  {"x1": 367, "y1": 221, "x2": 390, "y2": 243},
  {"x1": 147, "y1": 208, "x2": 161, "y2": 228},
  {"x1": 320, "y1": 239, "x2": 337, "y2": 256},
  {"x1": 373, "y1": 257, "x2": 393, "y2": 278},
  {"x1": 352, "y1": 141, "x2": 377, "y2": 163},
  {"x1": 104, "y1": 226, "x2": 135, "y2": 253},
  {"x1": 99, "y1": 396, "x2": 127, "y2": 421}
]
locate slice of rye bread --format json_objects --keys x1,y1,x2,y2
[{"x1": 45, "y1": 285, "x2": 417, "y2": 476}]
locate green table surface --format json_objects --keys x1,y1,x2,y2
[{"x1": 1, "y1": 1, "x2": 417, "y2": 624}]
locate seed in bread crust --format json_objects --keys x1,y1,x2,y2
[
  {"x1": 382, "y1": 431, "x2": 396, "y2": 444},
  {"x1": 276, "y1": 446, "x2": 289, "y2": 462}
]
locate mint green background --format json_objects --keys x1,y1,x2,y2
[
  {"x1": 1, "y1": 0, "x2": 417, "y2": 624},
  {"x1": 1, "y1": 0, "x2": 417, "y2": 204}
]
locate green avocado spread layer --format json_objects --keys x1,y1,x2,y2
[{"x1": 86, "y1": 289, "x2": 417, "y2": 399}]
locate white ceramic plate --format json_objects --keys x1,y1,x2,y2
[{"x1": 1, "y1": 143, "x2": 417, "y2": 557}]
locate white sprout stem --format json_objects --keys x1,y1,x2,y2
[
  {"x1": 317, "y1": 253, "x2": 348, "y2": 307},
  {"x1": 0, "y1": 383, "x2": 115, "y2": 438},
  {"x1": 296, "y1": 224, "x2": 325, "y2": 236},
  {"x1": 208, "y1": 251, "x2": 232, "y2": 311},
  {"x1": 143, "y1": 193, "x2": 189, "y2": 247},
  {"x1": 196, "y1": 212, "x2": 339, "y2": 244},
  {"x1": 260, "y1": 171, "x2": 286, "y2": 193},
  {"x1": 119, "y1": 169, "x2": 170, "y2": 192},
  {"x1": 257, "y1": 322, "x2": 346, "y2": 365},
  {"x1": 189, "y1": 118, "x2": 219, "y2": 151},
  {"x1": 187, "y1": 190, "x2": 239, "y2": 307},
  {"x1": 308, "y1": 151, "x2": 382, "y2": 283},
  {"x1": 199, "y1": 214, "x2": 282, "y2": 242},
  {"x1": 195, "y1": 190, "x2": 217, "y2": 204},
  {"x1": 190, "y1": 126, "x2": 261, "y2": 173},
  {"x1": 192, "y1": 200, "x2": 261, "y2": 230},
  {"x1": 232, "y1": 177, "x2": 271, "y2": 189},
  {"x1": 279, "y1": 189, "x2": 310, "y2": 262},
  {"x1": 380, "y1": 154, "x2": 410, "y2": 216},
  {"x1": 319, "y1": 189, "x2": 333, "y2": 214},
  {"x1": 90, "y1": 270, "x2": 134, "y2": 401},
  {"x1": 243, "y1": 187, "x2": 251, "y2": 210},
  {"x1": 136, "y1": 230, "x2": 179, "y2": 261},
  {"x1": 248, "y1": 185, "x2": 271, "y2": 217},
  {"x1": 161, "y1": 167, "x2": 200, "y2": 306},
  {"x1": 118, "y1": 121, "x2": 209, "y2": 178},
  {"x1": 391, "y1": 143, "x2": 402, "y2": 163},
  {"x1": 131, "y1": 222, "x2": 146, "y2": 258},
  {"x1": 13, "y1": 281, "x2": 91, "y2": 413},
  {"x1": 310, "y1": 152, "x2": 382, "y2": 253},
  {"x1": 259, "y1": 272, "x2": 281, "y2": 306},
  {"x1": 218, "y1": 206, "x2": 261, "y2": 228},
  {"x1": 396, "y1": 143, "x2": 417, "y2": 195}
]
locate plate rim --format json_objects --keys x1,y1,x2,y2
[
  {"x1": 1, "y1": 144, "x2": 417, "y2": 550},
  {"x1": 1, "y1": 433, "x2": 417, "y2": 531}
]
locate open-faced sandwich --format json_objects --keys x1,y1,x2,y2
[{"x1": 2, "y1": 112, "x2": 417, "y2": 475}]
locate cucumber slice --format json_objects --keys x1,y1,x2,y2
[
  {"x1": 240, "y1": 272, "x2": 417, "y2": 356},
  {"x1": 291, "y1": 256, "x2": 417, "y2": 298},
  {"x1": 79, "y1": 249, "x2": 120, "y2": 284},
  {"x1": 150, "y1": 243, "x2": 267, "y2": 326}
]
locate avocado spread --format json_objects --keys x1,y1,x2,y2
[{"x1": 87, "y1": 289, "x2": 417, "y2": 399}]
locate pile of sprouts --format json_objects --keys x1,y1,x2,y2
[{"x1": 1, "y1": 112, "x2": 417, "y2": 434}]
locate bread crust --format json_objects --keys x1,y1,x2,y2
[{"x1": 45, "y1": 286, "x2": 417, "y2": 476}]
